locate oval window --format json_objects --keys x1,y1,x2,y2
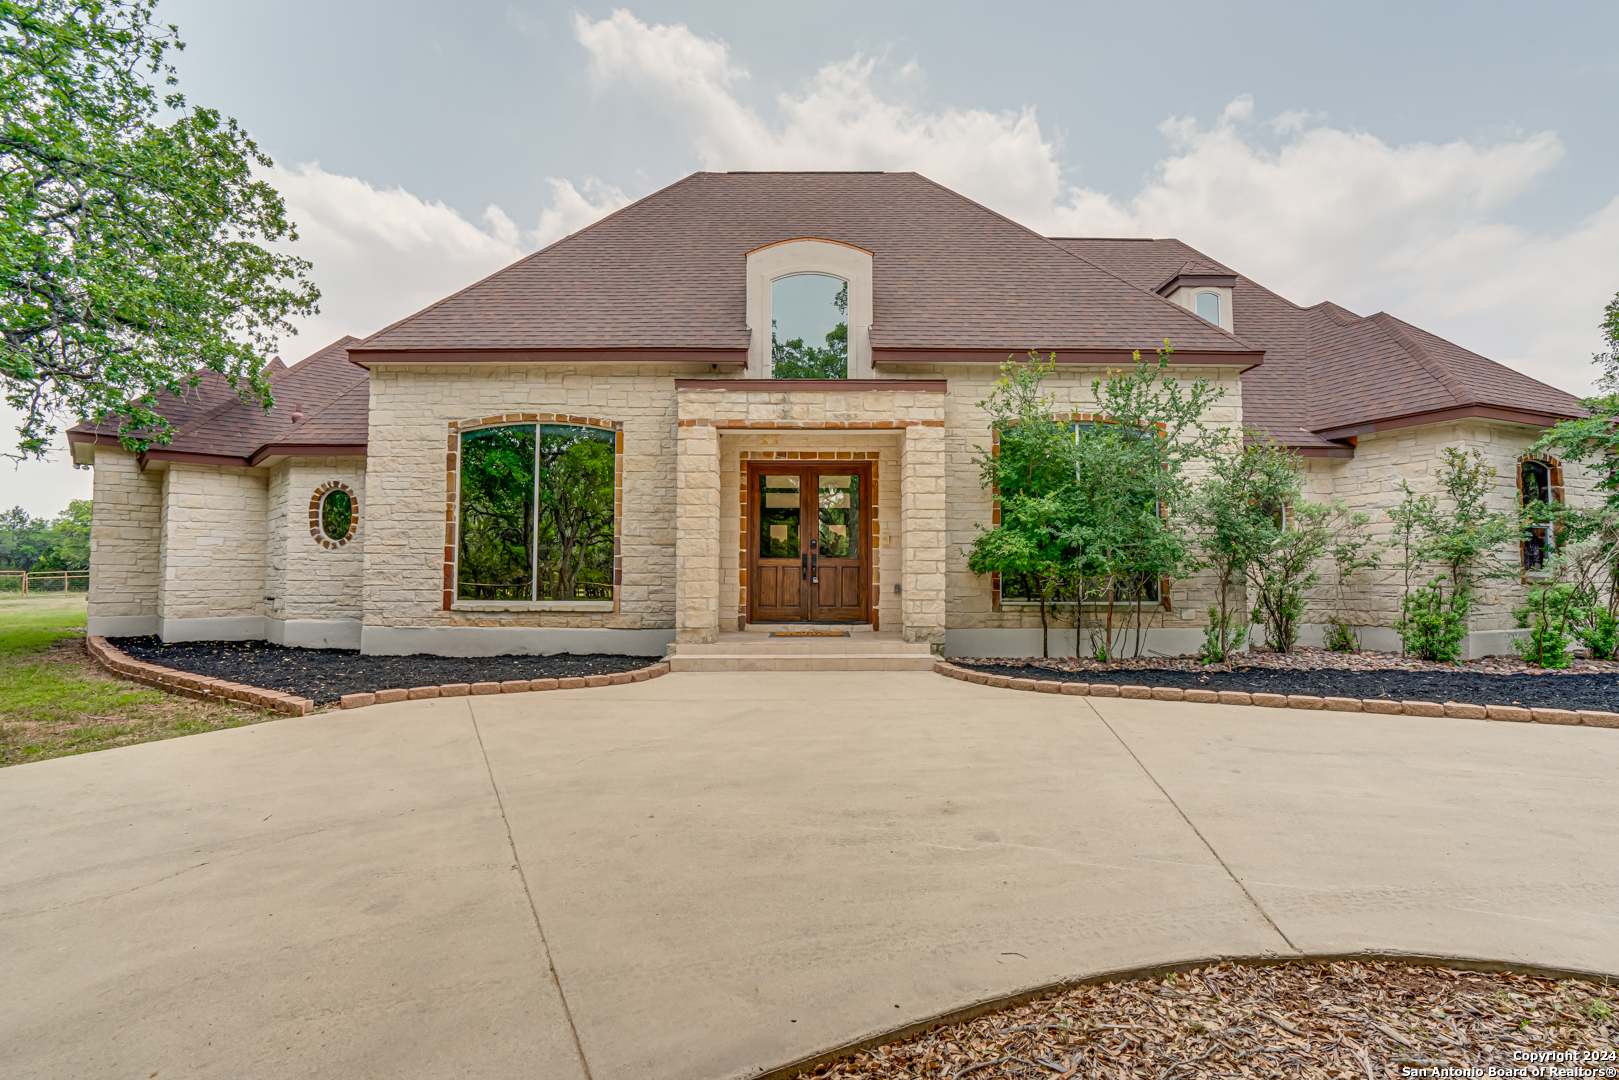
[{"x1": 320, "y1": 488, "x2": 353, "y2": 541}]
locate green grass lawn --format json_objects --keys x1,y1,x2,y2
[{"x1": 0, "y1": 596, "x2": 277, "y2": 767}]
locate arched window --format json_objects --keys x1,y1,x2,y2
[
  {"x1": 771, "y1": 273, "x2": 848, "y2": 379},
  {"x1": 1195, "y1": 292, "x2": 1221, "y2": 324},
  {"x1": 1520, "y1": 458, "x2": 1558, "y2": 571}
]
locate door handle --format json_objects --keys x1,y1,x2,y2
[
  {"x1": 801, "y1": 553, "x2": 808, "y2": 580},
  {"x1": 810, "y1": 550, "x2": 817, "y2": 584}
]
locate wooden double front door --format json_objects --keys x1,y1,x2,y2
[{"x1": 747, "y1": 462, "x2": 871, "y2": 623}]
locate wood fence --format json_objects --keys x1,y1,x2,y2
[{"x1": 0, "y1": 570, "x2": 90, "y2": 595}]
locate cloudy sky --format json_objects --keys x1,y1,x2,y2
[{"x1": 6, "y1": 0, "x2": 1618, "y2": 515}]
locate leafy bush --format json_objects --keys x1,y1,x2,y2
[
  {"x1": 1323, "y1": 617, "x2": 1358, "y2": 653},
  {"x1": 1513, "y1": 584, "x2": 1577, "y2": 669},
  {"x1": 1197, "y1": 604, "x2": 1248, "y2": 663},
  {"x1": 1575, "y1": 606, "x2": 1619, "y2": 660},
  {"x1": 1400, "y1": 580, "x2": 1469, "y2": 662}
]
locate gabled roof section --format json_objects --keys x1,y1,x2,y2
[
  {"x1": 1061, "y1": 237, "x2": 1584, "y2": 449},
  {"x1": 354, "y1": 172, "x2": 1259, "y2": 362},
  {"x1": 68, "y1": 337, "x2": 369, "y2": 465}
]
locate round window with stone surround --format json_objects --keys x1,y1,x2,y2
[{"x1": 309, "y1": 481, "x2": 358, "y2": 548}]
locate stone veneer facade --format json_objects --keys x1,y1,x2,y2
[{"x1": 82, "y1": 362, "x2": 1580, "y2": 659}]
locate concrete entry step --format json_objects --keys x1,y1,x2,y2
[
  {"x1": 667, "y1": 630, "x2": 937, "y2": 670},
  {"x1": 742, "y1": 622, "x2": 874, "y2": 633},
  {"x1": 667, "y1": 653, "x2": 940, "y2": 672}
]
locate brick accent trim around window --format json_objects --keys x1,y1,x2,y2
[
  {"x1": 309, "y1": 480, "x2": 359, "y2": 548},
  {"x1": 443, "y1": 413, "x2": 624, "y2": 613},
  {"x1": 737, "y1": 450, "x2": 882, "y2": 630},
  {"x1": 679, "y1": 419, "x2": 943, "y2": 428}
]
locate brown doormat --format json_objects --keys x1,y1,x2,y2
[{"x1": 770, "y1": 631, "x2": 850, "y2": 637}]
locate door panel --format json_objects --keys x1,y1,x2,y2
[
  {"x1": 752, "y1": 473, "x2": 808, "y2": 621},
  {"x1": 747, "y1": 463, "x2": 870, "y2": 624}
]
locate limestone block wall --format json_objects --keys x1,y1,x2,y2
[
  {"x1": 87, "y1": 447, "x2": 162, "y2": 620},
  {"x1": 153, "y1": 463, "x2": 269, "y2": 621},
  {"x1": 266, "y1": 457, "x2": 366, "y2": 623},
  {"x1": 1300, "y1": 419, "x2": 1599, "y2": 634},
  {"x1": 364, "y1": 364, "x2": 684, "y2": 632},
  {"x1": 718, "y1": 432, "x2": 902, "y2": 632}
]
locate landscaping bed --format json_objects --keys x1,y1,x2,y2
[
  {"x1": 799, "y1": 960, "x2": 1617, "y2": 1079},
  {"x1": 108, "y1": 637, "x2": 655, "y2": 707},
  {"x1": 955, "y1": 651, "x2": 1619, "y2": 713}
]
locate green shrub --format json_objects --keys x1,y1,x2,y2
[
  {"x1": 1575, "y1": 607, "x2": 1619, "y2": 660},
  {"x1": 1513, "y1": 583, "x2": 1576, "y2": 668},
  {"x1": 1398, "y1": 580, "x2": 1469, "y2": 662},
  {"x1": 1197, "y1": 604, "x2": 1248, "y2": 663},
  {"x1": 1324, "y1": 616, "x2": 1358, "y2": 653}
]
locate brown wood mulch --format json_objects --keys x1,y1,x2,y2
[{"x1": 797, "y1": 961, "x2": 1618, "y2": 1079}]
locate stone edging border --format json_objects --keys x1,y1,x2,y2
[
  {"x1": 932, "y1": 661, "x2": 1619, "y2": 729},
  {"x1": 335, "y1": 662, "x2": 671, "y2": 709},
  {"x1": 86, "y1": 635, "x2": 673, "y2": 715},
  {"x1": 761, "y1": 950, "x2": 1619, "y2": 1080},
  {"x1": 87, "y1": 636, "x2": 315, "y2": 716}
]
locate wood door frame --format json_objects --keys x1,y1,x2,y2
[{"x1": 744, "y1": 460, "x2": 874, "y2": 625}]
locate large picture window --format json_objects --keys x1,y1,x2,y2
[{"x1": 457, "y1": 423, "x2": 616, "y2": 602}]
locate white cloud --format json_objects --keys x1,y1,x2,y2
[
  {"x1": 574, "y1": 9, "x2": 1619, "y2": 394},
  {"x1": 267, "y1": 163, "x2": 629, "y2": 355}
]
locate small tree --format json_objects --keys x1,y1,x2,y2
[
  {"x1": 1390, "y1": 448, "x2": 1518, "y2": 661},
  {"x1": 1182, "y1": 434, "x2": 1300, "y2": 663},
  {"x1": 1323, "y1": 507, "x2": 1377, "y2": 651},
  {"x1": 1528, "y1": 289, "x2": 1619, "y2": 498},
  {"x1": 1066, "y1": 346, "x2": 1222, "y2": 659},
  {"x1": 966, "y1": 353, "x2": 1080, "y2": 657}
]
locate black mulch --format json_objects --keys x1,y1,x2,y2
[
  {"x1": 954, "y1": 660, "x2": 1619, "y2": 713},
  {"x1": 108, "y1": 637, "x2": 654, "y2": 706}
]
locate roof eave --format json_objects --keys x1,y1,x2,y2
[
  {"x1": 346, "y1": 346, "x2": 750, "y2": 368},
  {"x1": 1315, "y1": 403, "x2": 1583, "y2": 441},
  {"x1": 872, "y1": 347, "x2": 1263, "y2": 370}
]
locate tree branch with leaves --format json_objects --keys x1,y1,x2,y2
[{"x1": 1, "y1": 0, "x2": 319, "y2": 457}]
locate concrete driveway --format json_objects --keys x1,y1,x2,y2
[{"x1": 4, "y1": 672, "x2": 1617, "y2": 1079}]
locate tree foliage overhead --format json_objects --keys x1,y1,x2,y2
[{"x1": 1, "y1": 0, "x2": 319, "y2": 458}]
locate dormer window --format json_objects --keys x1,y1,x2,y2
[
  {"x1": 745, "y1": 238, "x2": 874, "y2": 378},
  {"x1": 1195, "y1": 292, "x2": 1221, "y2": 324},
  {"x1": 771, "y1": 274, "x2": 848, "y2": 379}
]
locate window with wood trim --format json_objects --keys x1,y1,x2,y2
[
  {"x1": 456, "y1": 423, "x2": 617, "y2": 601},
  {"x1": 1519, "y1": 457, "x2": 1564, "y2": 571}
]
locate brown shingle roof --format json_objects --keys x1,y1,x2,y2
[
  {"x1": 355, "y1": 172, "x2": 1256, "y2": 357},
  {"x1": 68, "y1": 337, "x2": 368, "y2": 463},
  {"x1": 1057, "y1": 237, "x2": 1584, "y2": 447}
]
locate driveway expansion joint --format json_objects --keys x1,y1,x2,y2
[
  {"x1": 1085, "y1": 698, "x2": 1302, "y2": 957},
  {"x1": 466, "y1": 698, "x2": 595, "y2": 1080}
]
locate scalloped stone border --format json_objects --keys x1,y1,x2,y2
[
  {"x1": 335, "y1": 661, "x2": 671, "y2": 709},
  {"x1": 87, "y1": 636, "x2": 315, "y2": 716},
  {"x1": 932, "y1": 661, "x2": 1619, "y2": 728},
  {"x1": 87, "y1": 635, "x2": 671, "y2": 714}
]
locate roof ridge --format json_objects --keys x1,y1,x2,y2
[
  {"x1": 355, "y1": 175, "x2": 704, "y2": 348},
  {"x1": 1368, "y1": 311, "x2": 1472, "y2": 406},
  {"x1": 1045, "y1": 235, "x2": 1264, "y2": 350}
]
